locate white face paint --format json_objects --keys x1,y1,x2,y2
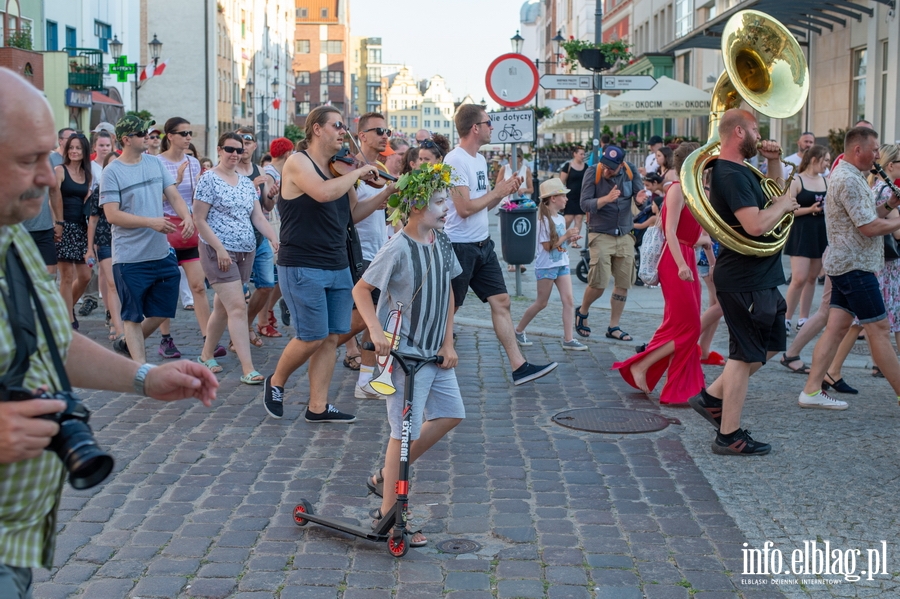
[{"x1": 423, "y1": 191, "x2": 449, "y2": 230}]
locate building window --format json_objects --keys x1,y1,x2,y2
[
  {"x1": 675, "y1": 0, "x2": 693, "y2": 39},
  {"x1": 401, "y1": 116, "x2": 408, "y2": 128},
  {"x1": 411, "y1": 116, "x2": 418, "y2": 127},
  {"x1": 852, "y1": 47, "x2": 867, "y2": 124},
  {"x1": 296, "y1": 40, "x2": 310, "y2": 53},
  {"x1": 366, "y1": 67, "x2": 381, "y2": 82},
  {"x1": 297, "y1": 101, "x2": 310, "y2": 115},
  {"x1": 46, "y1": 20, "x2": 58, "y2": 51},
  {"x1": 296, "y1": 71, "x2": 310, "y2": 85},
  {"x1": 296, "y1": 7, "x2": 307, "y2": 18},
  {"x1": 320, "y1": 8, "x2": 328, "y2": 18},
  {"x1": 367, "y1": 48, "x2": 381, "y2": 63},
  {"x1": 390, "y1": 115, "x2": 397, "y2": 128},
  {"x1": 366, "y1": 87, "x2": 381, "y2": 102},
  {"x1": 424, "y1": 120, "x2": 431, "y2": 128},
  {"x1": 322, "y1": 40, "x2": 342, "y2": 54},
  {"x1": 324, "y1": 71, "x2": 343, "y2": 85},
  {"x1": 445, "y1": 120, "x2": 451, "y2": 128},
  {"x1": 433, "y1": 121, "x2": 440, "y2": 129},
  {"x1": 65, "y1": 26, "x2": 77, "y2": 56},
  {"x1": 94, "y1": 20, "x2": 111, "y2": 52},
  {"x1": 390, "y1": 99, "x2": 397, "y2": 110},
  {"x1": 424, "y1": 107, "x2": 431, "y2": 115},
  {"x1": 241, "y1": 11, "x2": 246, "y2": 38}
]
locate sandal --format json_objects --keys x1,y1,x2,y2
[
  {"x1": 197, "y1": 357, "x2": 223, "y2": 374},
  {"x1": 779, "y1": 353, "x2": 810, "y2": 375},
  {"x1": 823, "y1": 373, "x2": 858, "y2": 394},
  {"x1": 108, "y1": 326, "x2": 119, "y2": 341},
  {"x1": 700, "y1": 350, "x2": 726, "y2": 366},
  {"x1": 232, "y1": 331, "x2": 264, "y2": 352},
  {"x1": 343, "y1": 354, "x2": 362, "y2": 371},
  {"x1": 257, "y1": 323, "x2": 282, "y2": 338},
  {"x1": 370, "y1": 511, "x2": 428, "y2": 547},
  {"x1": 872, "y1": 365, "x2": 884, "y2": 378},
  {"x1": 605, "y1": 326, "x2": 633, "y2": 341},
  {"x1": 184, "y1": 304, "x2": 195, "y2": 311},
  {"x1": 240, "y1": 370, "x2": 265, "y2": 385},
  {"x1": 575, "y1": 309, "x2": 591, "y2": 338},
  {"x1": 267, "y1": 310, "x2": 278, "y2": 328},
  {"x1": 366, "y1": 469, "x2": 384, "y2": 497}
]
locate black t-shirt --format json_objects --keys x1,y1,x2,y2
[
  {"x1": 276, "y1": 152, "x2": 350, "y2": 270},
  {"x1": 710, "y1": 160, "x2": 785, "y2": 292}
]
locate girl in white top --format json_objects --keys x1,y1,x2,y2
[{"x1": 514, "y1": 178, "x2": 587, "y2": 351}]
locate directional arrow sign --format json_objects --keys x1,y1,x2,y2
[
  {"x1": 600, "y1": 75, "x2": 657, "y2": 91},
  {"x1": 540, "y1": 74, "x2": 593, "y2": 90}
]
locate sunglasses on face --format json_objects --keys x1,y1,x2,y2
[
  {"x1": 172, "y1": 130, "x2": 193, "y2": 137},
  {"x1": 363, "y1": 127, "x2": 391, "y2": 137},
  {"x1": 148, "y1": 135, "x2": 161, "y2": 140},
  {"x1": 475, "y1": 119, "x2": 493, "y2": 128},
  {"x1": 240, "y1": 134, "x2": 255, "y2": 142},
  {"x1": 126, "y1": 131, "x2": 147, "y2": 138},
  {"x1": 419, "y1": 140, "x2": 438, "y2": 150},
  {"x1": 331, "y1": 121, "x2": 346, "y2": 131},
  {"x1": 221, "y1": 146, "x2": 245, "y2": 154}
]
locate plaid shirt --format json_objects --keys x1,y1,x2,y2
[{"x1": 0, "y1": 224, "x2": 71, "y2": 569}]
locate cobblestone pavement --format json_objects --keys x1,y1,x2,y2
[{"x1": 33, "y1": 223, "x2": 896, "y2": 598}]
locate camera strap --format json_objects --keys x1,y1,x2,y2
[{"x1": 0, "y1": 243, "x2": 73, "y2": 393}]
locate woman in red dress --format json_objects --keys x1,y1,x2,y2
[{"x1": 614, "y1": 142, "x2": 712, "y2": 404}]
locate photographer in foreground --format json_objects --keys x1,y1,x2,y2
[{"x1": 0, "y1": 68, "x2": 218, "y2": 598}]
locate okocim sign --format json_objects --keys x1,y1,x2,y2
[{"x1": 599, "y1": 76, "x2": 712, "y2": 120}]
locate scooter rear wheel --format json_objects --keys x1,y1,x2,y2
[
  {"x1": 293, "y1": 500, "x2": 312, "y2": 526},
  {"x1": 576, "y1": 260, "x2": 588, "y2": 283},
  {"x1": 387, "y1": 533, "x2": 409, "y2": 557}
]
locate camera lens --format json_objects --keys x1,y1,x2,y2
[{"x1": 50, "y1": 421, "x2": 115, "y2": 490}]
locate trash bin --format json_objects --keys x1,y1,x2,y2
[{"x1": 498, "y1": 205, "x2": 537, "y2": 266}]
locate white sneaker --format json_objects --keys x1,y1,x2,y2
[
  {"x1": 798, "y1": 389, "x2": 848, "y2": 410},
  {"x1": 515, "y1": 331, "x2": 532, "y2": 346},
  {"x1": 562, "y1": 339, "x2": 588, "y2": 351},
  {"x1": 785, "y1": 320, "x2": 792, "y2": 335},
  {"x1": 796, "y1": 318, "x2": 807, "y2": 332},
  {"x1": 355, "y1": 383, "x2": 389, "y2": 400}
]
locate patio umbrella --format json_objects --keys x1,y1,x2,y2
[{"x1": 599, "y1": 76, "x2": 710, "y2": 122}]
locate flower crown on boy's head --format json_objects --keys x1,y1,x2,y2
[{"x1": 386, "y1": 162, "x2": 454, "y2": 225}]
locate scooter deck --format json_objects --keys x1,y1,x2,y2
[{"x1": 298, "y1": 511, "x2": 392, "y2": 542}]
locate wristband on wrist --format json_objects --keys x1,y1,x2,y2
[
  {"x1": 133, "y1": 363, "x2": 157, "y2": 396},
  {"x1": 55, "y1": 221, "x2": 64, "y2": 225}
]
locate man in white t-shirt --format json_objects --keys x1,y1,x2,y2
[
  {"x1": 444, "y1": 104, "x2": 557, "y2": 385},
  {"x1": 784, "y1": 131, "x2": 815, "y2": 169},
  {"x1": 643, "y1": 135, "x2": 663, "y2": 175}
]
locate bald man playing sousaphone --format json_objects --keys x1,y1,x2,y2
[{"x1": 688, "y1": 108, "x2": 799, "y2": 456}]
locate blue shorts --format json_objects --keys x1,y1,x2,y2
[
  {"x1": 96, "y1": 245, "x2": 112, "y2": 261},
  {"x1": 535, "y1": 265, "x2": 570, "y2": 280},
  {"x1": 251, "y1": 238, "x2": 275, "y2": 289},
  {"x1": 278, "y1": 265, "x2": 353, "y2": 341},
  {"x1": 829, "y1": 270, "x2": 886, "y2": 324},
  {"x1": 113, "y1": 253, "x2": 180, "y2": 323}
]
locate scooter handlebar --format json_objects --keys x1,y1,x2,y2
[{"x1": 361, "y1": 341, "x2": 444, "y2": 365}]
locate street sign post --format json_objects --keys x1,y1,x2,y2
[
  {"x1": 488, "y1": 109, "x2": 535, "y2": 144},
  {"x1": 485, "y1": 53, "x2": 540, "y2": 108},
  {"x1": 539, "y1": 74, "x2": 593, "y2": 90},
  {"x1": 600, "y1": 75, "x2": 658, "y2": 91}
]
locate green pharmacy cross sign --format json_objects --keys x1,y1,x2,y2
[{"x1": 108, "y1": 55, "x2": 137, "y2": 82}]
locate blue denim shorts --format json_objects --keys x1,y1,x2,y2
[
  {"x1": 278, "y1": 265, "x2": 353, "y2": 341},
  {"x1": 535, "y1": 265, "x2": 570, "y2": 280},
  {"x1": 250, "y1": 238, "x2": 275, "y2": 289},
  {"x1": 113, "y1": 253, "x2": 180, "y2": 323},
  {"x1": 829, "y1": 270, "x2": 886, "y2": 324},
  {"x1": 96, "y1": 245, "x2": 112, "y2": 261}
]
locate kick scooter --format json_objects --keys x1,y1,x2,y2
[{"x1": 292, "y1": 343, "x2": 442, "y2": 557}]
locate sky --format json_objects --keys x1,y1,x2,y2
[{"x1": 349, "y1": 0, "x2": 529, "y2": 111}]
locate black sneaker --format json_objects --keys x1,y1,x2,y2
[
  {"x1": 78, "y1": 297, "x2": 98, "y2": 317},
  {"x1": 112, "y1": 337, "x2": 131, "y2": 358},
  {"x1": 689, "y1": 388, "x2": 723, "y2": 429},
  {"x1": 305, "y1": 404, "x2": 356, "y2": 423},
  {"x1": 711, "y1": 428, "x2": 771, "y2": 456},
  {"x1": 512, "y1": 361, "x2": 558, "y2": 386},
  {"x1": 279, "y1": 298, "x2": 291, "y2": 327},
  {"x1": 263, "y1": 376, "x2": 284, "y2": 419}
]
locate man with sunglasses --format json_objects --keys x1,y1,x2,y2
[
  {"x1": 343, "y1": 112, "x2": 397, "y2": 398},
  {"x1": 444, "y1": 104, "x2": 557, "y2": 385},
  {"x1": 100, "y1": 115, "x2": 195, "y2": 365},
  {"x1": 415, "y1": 129, "x2": 432, "y2": 144}
]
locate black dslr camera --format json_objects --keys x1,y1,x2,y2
[{"x1": 3, "y1": 387, "x2": 114, "y2": 489}]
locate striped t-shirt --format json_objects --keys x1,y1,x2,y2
[{"x1": 362, "y1": 229, "x2": 462, "y2": 358}]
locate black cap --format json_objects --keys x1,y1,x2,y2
[{"x1": 649, "y1": 135, "x2": 663, "y2": 145}]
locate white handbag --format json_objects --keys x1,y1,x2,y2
[{"x1": 638, "y1": 221, "x2": 666, "y2": 286}]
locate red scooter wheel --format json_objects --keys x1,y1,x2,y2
[
  {"x1": 387, "y1": 533, "x2": 409, "y2": 557},
  {"x1": 293, "y1": 500, "x2": 312, "y2": 526}
]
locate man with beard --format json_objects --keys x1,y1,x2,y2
[{"x1": 688, "y1": 109, "x2": 799, "y2": 456}]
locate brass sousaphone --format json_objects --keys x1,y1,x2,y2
[{"x1": 680, "y1": 10, "x2": 810, "y2": 257}]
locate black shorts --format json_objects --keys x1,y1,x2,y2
[
  {"x1": 29, "y1": 228, "x2": 57, "y2": 266},
  {"x1": 450, "y1": 238, "x2": 508, "y2": 308},
  {"x1": 352, "y1": 259, "x2": 381, "y2": 310},
  {"x1": 174, "y1": 245, "x2": 200, "y2": 265},
  {"x1": 717, "y1": 288, "x2": 786, "y2": 364}
]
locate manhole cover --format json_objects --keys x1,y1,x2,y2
[
  {"x1": 436, "y1": 539, "x2": 482, "y2": 554},
  {"x1": 552, "y1": 407, "x2": 679, "y2": 434}
]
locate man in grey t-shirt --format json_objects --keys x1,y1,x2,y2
[
  {"x1": 100, "y1": 115, "x2": 194, "y2": 364},
  {"x1": 22, "y1": 152, "x2": 64, "y2": 273}
]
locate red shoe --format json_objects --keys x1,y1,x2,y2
[
  {"x1": 700, "y1": 351, "x2": 726, "y2": 366},
  {"x1": 257, "y1": 324, "x2": 282, "y2": 338},
  {"x1": 267, "y1": 310, "x2": 277, "y2": 328}
]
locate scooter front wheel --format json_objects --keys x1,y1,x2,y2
[
  {"x1": 387, "y1": 532, "x2": 409, "y2": 557},
  {"x1": 576, "y1": 260, "x2": 588, "y2": 283},
  {"x1": 293, "y1": 500, "x2": 313, "y2": 526}
]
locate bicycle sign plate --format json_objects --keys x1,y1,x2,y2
[{"x1": 488, "y1": 109, "x2": 535, "y2": 144}]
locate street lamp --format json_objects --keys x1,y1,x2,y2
[
  {"x1": 108, "y1": 33, "x2": 163, "y2": 112},
  {"x1": 510, "y1": 30, "x2": 524, "y2": 54},
  {"x1": 148, "y1": 34, "x2": 163, "y2": 64},
  {"x1": 109, "y1": 35, "x2": 123, "y2": 61}
]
